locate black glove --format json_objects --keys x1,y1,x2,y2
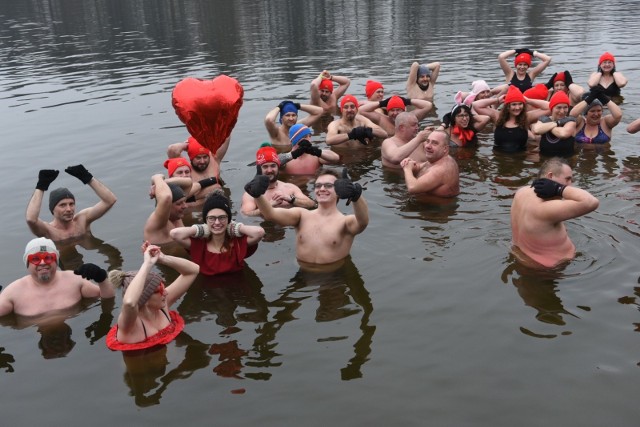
[
  {"x1": 296, "y1": 139, "x2": 312, "y2": 153},
  {"x1": 36, "y1": 169, "x2": 59, "y2": 191},
  {"x1": 347, "y1": 127, "x2": 369, "y2": 145},
  {"x1": 291, "y1": 146, "x2": 305, "y2": 159},
  {"x1": 363, "y1": 127, "x2": 374, "y2": 140},
  {"x1": 400, "y1": 96, "x2": 412, "y2": 106},
  {"x1": 278, "y1": 100, "x2": 293, "y2": 111},
  {"x1": 307, "y1": 145, "x2": 323, "y2": 157},
  {"x1": 334, "y1": 168, "x2": 363, "y2": 203},
  {"x1": 596, "y1": 91, "x2": 611, "y2": 105},
  {"x1": 65, "y1": 164, "x2": 93, "y2": 185},
  {"x1": 379, "y1": 97, "x2": 391, "y2": 109},
  {"x1": 74, "y1": 263, "x2": 107, "y2": 283},
  {"x1": 515, "y1": 48, "x2": 533, "y2": 56},
  {"x1": 442, "y1": 113, "x2": 452, "y2": 128},
  {"x1": 244, "y1": 175, "x2": 270, "y2": 198},
  {"x1": 583, "y1": 91, "x2": 598, "y2": 105},
  {"x1": 545, "y1": 72, "x2": 558, "y2": 89},
  {"x1": 556, "y1": 116, "x2": 576, "y2": 127},
  {"x1": 293, "y1": 103, "x2": 301, "y2": 110},
  {"x1": 198, "y1": 177, "x2": 217, "y2": 189},
  {"x1": 564, "y1": 70, "x2": 573, "y2": 86},
  {"x1": 531, "y1": 178, "x2": 565, "y2": 200},
  {"x1": 538, "y1": 115, "x2": 552, "y2": 123}
]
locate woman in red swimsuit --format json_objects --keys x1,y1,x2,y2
[{"x1": 106, "y1": 242, "x2": 199, "y2": 351}]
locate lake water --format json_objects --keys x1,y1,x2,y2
[{"x1": 1, "y1": 0, "x2": 639, "y2": 425}]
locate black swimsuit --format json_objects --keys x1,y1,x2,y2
[
  {"x1": 510, "y1": 74, "x2": 533, "y2": 92},
  {"x1": 494, "y1": 126, "x2": 528, "y2": 152}
]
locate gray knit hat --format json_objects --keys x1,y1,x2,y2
[{"x1": 108, "y1": 270, "x2": 164, "y2": 306}]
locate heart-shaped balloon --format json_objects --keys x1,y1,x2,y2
[{"x1": 172, "y1": 75, "x2": 244, "y2": 154}]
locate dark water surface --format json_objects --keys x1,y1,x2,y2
[{"x1": 1, "y1": 1, "x2": 639, "y2": 425}]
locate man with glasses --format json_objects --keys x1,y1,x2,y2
[
  {"x1": 0, "y1": 238, "x2": 115, "y2": 317},
  {"x1": 244, "y1": 168, "x2": 368, "y2": 270},
  {"x1": 241, "y1": 143, "x2": 315, "y2": 217}
]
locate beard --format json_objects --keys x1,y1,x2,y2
[
  {"x1": 418, "y1": 82, "x2": 429, "y2": 91},
  {"x1": 191, "y1": 160, "x2": 209, "y2": 173}
]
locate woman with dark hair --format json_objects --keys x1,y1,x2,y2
[
  {"x1": 474, "y1": 85, "x2": 536, "y2": 153},
  {"x1": 170, "y1": 189, "x2": 264, "y2": 276},
  {"x1": 498, "y1": 48, "x2": 552, "y2": 92},
  {"x1": 570, "y1": 88, "x2": 622, "y2": 145},
  {"x1": 440, "y1": 104, "x2": 489, "y2": 147},
  {"x1": 587, "y1": 52, "x2": 628, "y2": 98}
]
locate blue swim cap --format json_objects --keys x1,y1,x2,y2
[
  {"x1": 279, "y1": 101, "x2": 299, "y2": 123},
  {"x1": 418, "y1": 64, "x2": 432, "y2": 78},
  {"x1": 289, "y1": 124, "x2": 312, "y2": 145}
]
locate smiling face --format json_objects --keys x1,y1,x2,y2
[
  {"x1": 508, "y1": 102, "x2": 524, "y2": 117},
  {"x1": 260, "y1": 162, "x2": 279, "y2": 183},
  {"x1": 600, "y1": 60, "x2": 614, "y2": 73},
  {"x1": 585, "y1": 104, "x2": 603, "y2": 124},
  {"x1": 313, "y1": 174, "x2": 338, "y2": 204},
  {"x1": 454, "y1": 110, "x2": 471, "y2": 128},
  {"x1": 516, "y1": 62, "x2": 529, "y2": 75},
  {"x1": 191, "y1": 153, "x2": 210, "y2": 172},
  {"x1": 551, "y1": 103, "x2": 569, "y2": 119},
  {"x1": 423, "y1": 131, "x2": 449, "y2": 163},
  {"x1": 553, "y1": 81, "x2": 567, "y2": 93},
  {"x1": 28, "y1": 254, "x2": 57, "y2": 283},
  {"x1": 205, "y1": 208, "x2": 229, "y2": 235},
  {"x1": 281, "y1": 112, "x2": 298, "y2": 127}
]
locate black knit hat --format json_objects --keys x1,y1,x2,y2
[{"x1": 202, "y1": 189, "x2": 232, "y2": 221}]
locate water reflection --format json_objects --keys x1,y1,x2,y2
[
  {"x1": 501, "y1": 256, "x2": 587, "y2": 338},
  {"x1": 0, "y1": 347, "x2": 15, "y2": 373},
  {"x1": 121, "y1": 333, "x2": 210, "y2": 407},
  {"x1": 57, "y1": 234, "x2": 123, "y2": 272}
]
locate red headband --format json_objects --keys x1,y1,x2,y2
[
  {"x1": 599, "y1": 52, "x2": 615, "y2": 65},
  {"x1": 187, "y1": 137, "x2": 211, "y2": 160},
  {"x1": 386, "y1": 96, "x2": 406, "y2": 111},
  {"x1": 164, "y1": 157, "x2": 191, "y2": 177},
  {"x1": 319, "y1": 79, "x2": 334, "y2": 93},
  {"x1": 514, "y1": 53, "x2": 532, "y2": 67},
  {"x1": 340, "y1": 94, "x2": 359, "y2": 109},
  {"x1": 504, "y1": 85, "x2": 525, "y2": 104},
  {"x1": 256, "y1": 144, "x2": 280, "y2": 166},
  {"x1": 365, "y1": 80, "x2": 383, "y2": 99}
]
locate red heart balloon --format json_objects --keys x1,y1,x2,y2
[{"x1": 172, "y1": 75, "x2": 244, "y2": 154}]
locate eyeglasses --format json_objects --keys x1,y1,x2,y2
[
  {"x1": 314, "y1": 182, "x2": 335, "y2": 190},
  {"x1": 456, "y1": 114, "x2": 470, "y2": 118},
  {"x1": 206, "y1": 215, "x2": 228, "y2": 223},
  {"x1": 27, "y1": 252, "x2": 57, "y2": 266},
  {"x1": 154, "y1": 282, "x2": 166, "y2": 295}
]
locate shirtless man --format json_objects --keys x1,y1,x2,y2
[
  {"x1": 358, "y1": 95, "x2": 433, "y2": 137},
  {"x1": 166, "y1": 136, "x2": 223, "y2": 201},
  {"x1": 244, "y1": 168, "x2": 368, "y2": 268},
  {"x1": 310, "y1": 70, "x2": 351, "y2": 115},
  {"x1": 406, "y1": 61, "x2": 441, "y2": 101},
  {"x1": 241, "y1": 144, "x2": 316, "y2": 216},
  {"x1": 0, "y1": 238, "x2": 115, "y2": 317},
  {"x1": 511, "y1": 158, "x2": 599, "y2": 268},
  {"x1": 163, "y1": 157, "x2": 218, "y2": 203},
  {"x1": 400, "y1": 129, "x2": 460, "y2": 197},
  {"x1": 26, "y1": 165, "x2": 117, "y2": 242},
  {"x1": 143, "y1": 175, "x2": 188, "y2": 245},
  {"x1": 279, "y1": 124, "x2": 340, "y2": 175},
  {"x1": 264, "y1": 100, "x2": 324, "y2": 147},
  {"x1": 325, "y1": 95, "x2": 387, "y2": 147},
  {"x1": 364, "y1": 80, "x2": 385, "y2": 104},
  {"x1": 381, "y1": 112, "x2": 432, "y2": 169}
]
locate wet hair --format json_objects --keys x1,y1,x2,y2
[
  {"x1": 496, "y1": 102, "x2": 528, "y2": 129},
  {"x1": 538, "y1": 157, "x2": 569, "y2": 178}
]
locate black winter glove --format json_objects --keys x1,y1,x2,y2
[
  {"x1": 583, "y1": 91, "x2": 598, "y2": 105},
  {"x1": 244, "y1": 175, "x2": 270, "y2": 198},
  {"x1": 334, "y1": 168, "x2": 363, "y2": 204},
  {"x1": 400, "y1": 96, "x2": 412, "y2": 106},
  {"x1": 538, "y1": 115, "x2": 552, "y2": 123},
  {"x1": 442, "y1": 113, "x2": 452, "y2": 128},
  {"x1": 198, "y1": 177, "x2": 218, "y2": 189},
  {"x1": 564, "y1": 70, "x2": 573, "y2": 86},
  {"x1": 307, "y1": 145, "x2": 323, "y2": 157},
  {"x1": 296, "y1": 139, "x2": 312, "y2": 153},
  {"x1": 278, "y1": 100, "x2": 293, "y2": 111},
  {"x1": 75, "y1": 263, "x2": 107, "y2": 283},
  {"x1": 293, "y1": 102, "x2": 301, "y2": 110},
  {"x1": 556, "y1": 116, "x2": 576, "y2": 127},
  {"x1": 36, "y1": 169, "x2": 59, "y2": 191},
  {"x1": 545, "y1": 72, "x2": 558, "y2": 89},
  {"x1": 531, "y1": 178, "x2": 565, "y2": 199},
  {"x1": 596, "y1": 91, "x2": 611, "y2": 105},
  {"x1": 515, "y1": 48, "x2": 533, "y2": 56},
  {"x1": 65, "y1": 164, "x2": 93, "y2": 185},
  {"x1": 379, "y1": 97, "x2": 391, "y2": 109}
]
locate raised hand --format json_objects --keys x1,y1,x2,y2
[
  {"x1": 36, "y1": 169, "x2": 59, "y2": 191},
  {"x1": 334, "y1": 168, "x2": 363, "y2": 204},
  {"x1": 65, "y1": 164, "x2": 93, "y2": 185},
  {"x1": 244, "y1": 175, "x2": 270, "y2": 198},
  {"x1": 531, "y1": 178, "x2": 565, "y2": 199},
  {"x1": 74, "y1": 263, "x2": 107, "y2": 283}
]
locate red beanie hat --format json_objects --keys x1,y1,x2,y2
[
  {"x1": 319, "y1": 79, "x2": 334, "y2": 93},
  {"x1": 599, "y1": 52, "x2": 615, "y2": 65},
  {"x1": 164, "y1": 157, "x2": 191, "y2": 177},
  {"x1": 187, "y1": 136, "x2": 211, "y2": 160},
  {"x1": 548, "y1": 91, "x2": 570, "y2": 111},
  {"x1": 514, "y1": 53, "x2": 532, "y2": 67},
  {"x1": 386, "y1": 96, "x2": 406, "y2": 111},
  {"x1": 523, "y1": 84, "x2": 549, "y2": 100},
  {"x1": 340, "y1": 94, "x2": 359, "y2": 110},
  {"x1": 504, "y1": 85, "x2": 525, "y2": 104},
  {"x1": 365, "y1": 80, "x2": 384, "y2": 99},
  {"x1": 255, "y1": 143, "x2": 280, "y2": 166}
]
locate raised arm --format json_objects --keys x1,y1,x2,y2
[
  {"x1": 298, "y1": 103, "x2": 325, "y2": 126},
  {"x1": 627, "y1": 117, "x2": 640, "y2": 134},
  {"x1": 264, "y1": 106, "x2": 281, "y2": 138},
  {"x1": 529, "y1": 50, "x2": 552, "y2": 79},
  {"x1": 472, "y1": 97, "x2": 500, "y2": 123},
  {"x1": 410, "y1": 98, "x2": 434, "y2": 121},
  {"x1": 157, "y1": 250, "x2": 199, "y2": 308},
  {"x1": 332, "y1": 74, "x2": 351, "y2": 99},
  {"x1": 232, "y1": 222, "x2": 265, "y2": 245},
  {"x1": 167, "y1": 141, "x2": 189, "y2": 158},
  {"x1": 428, "y1": 61, "x2": 441, "y2": 84},
  {"x1": 532, "y1": 180, "x2": 599, "y2": 223},
  {"x1": 169, "y1": 224, "x2": 198, "y2": 249},
  {"x1": 26, "y1": 170, "x2": 59, "y2": 237},
  {"x1": 498, "y1": 49, "x2": 516, "y2": 80},
  {"x1": 75, "y1": 263, "x2": 116, "y2": 299},
  {"x1": 143, "y1": 174, "x2": 172, "y2": 237},
  {"x1": 245, "y1": 175, "x2": 303, "y2": 226}
]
